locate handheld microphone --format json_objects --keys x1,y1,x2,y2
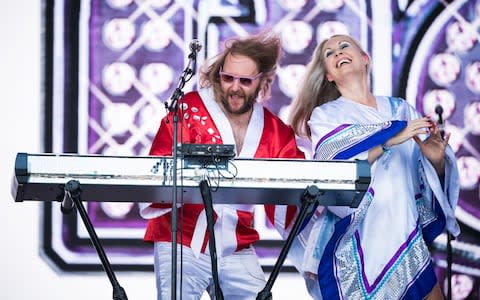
[
  {"x1": 434, "y1": 104, "x2": 445, "y2": 138},
  {"x1": 435, "y1": 105, "x2": 443, "y2": 121}
]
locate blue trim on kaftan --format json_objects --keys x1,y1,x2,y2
[
  {"x1": 313, "y1": 121, "x2": 406, "y2": 160},
  {"x1": 403, "y1": 261, "x2": 437, "y2": 300},
  {"x1": 422, "y1": 197, "x2": 446, "y2": 245},
  {"x1": 318, "y1": 212, "x2": 353, "y2": 299}
]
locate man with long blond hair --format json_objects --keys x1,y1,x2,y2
[{"x1": 140, "y1": 31, "x2": 304, "y2": 299}]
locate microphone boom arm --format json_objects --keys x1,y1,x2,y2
[{"x1": 167, "y1": 40, "x2": 201, "y2": 112}]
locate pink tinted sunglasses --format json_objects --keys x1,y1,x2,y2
[{"x1": 219, "y1": 67, "x2": 262, "y2": 87}]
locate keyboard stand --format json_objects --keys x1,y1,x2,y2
[{"x1": 62, "y1": 180, "x2": 128, "y2": 300}]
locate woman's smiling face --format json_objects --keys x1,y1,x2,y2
[{"x1": 321, "y1": 35, "x2": 369, "y2": 83}]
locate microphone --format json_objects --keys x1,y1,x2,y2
[
  {"x1": 166, "y1": 39, "x2": 203, "y2": 112},
  {"x1": 189, "y1": 39, "x2": 202, "y2": 53},
  {"x1": 435, "y1": 105, "x2": 443, "y2": 120},
  {"x1": 188, "y1": 39, "x2": 202, "y2": 76},
  {"x1": 434, "y1": 104, "x2": 445, "y2": 138}
]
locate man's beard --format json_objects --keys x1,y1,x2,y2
[{"x1": 220, "y1": 89, "x2": 258, "y2": 115}]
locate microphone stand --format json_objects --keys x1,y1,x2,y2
[
  {"x1": 165, "y1": 43, "x2": 198, "y2": 300},
  {"x1": 199, "y1": 179, "x2": 224, "y2": 300},
  {"x1": 61, "y1": 180, "x2": 128, "y2": 300},
  {"x1": 435, "y1": 105, "x2": 452, "y2": 300}
]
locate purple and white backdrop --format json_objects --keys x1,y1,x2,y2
[{"x1": 45, "y1": 0, "x2": 480, "y2": 298}]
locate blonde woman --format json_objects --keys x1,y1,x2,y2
[{"x1": 289, "y1": 35, "x2": 459, "y2": 300}]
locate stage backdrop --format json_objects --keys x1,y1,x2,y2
[{"x1": 42, "y1": 0, "x2": 480, "y2": 298}]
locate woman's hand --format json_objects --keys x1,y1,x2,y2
[
  {"x1": 413, "y1": 122, "x2": 450, "y2": 176},
  {"x1": 368, "y1": 118, "x2": 431, "y2": 164},
  {"x1": 385, "y1": 117, "x2": 431, "y2": 147}
]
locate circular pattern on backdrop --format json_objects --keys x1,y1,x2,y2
[
  {"x1": 316, "y1": 0, "x2": 345, "y2": 12},
  {"x1": 102, "y1": 62, "x2": 136, "y2": 95},
  {"x1": 276, "y1": 0, "x2": 307, "y2": 11},
  {"x1": 101, "y1": 102, "x2": 135, "y2": 136},
  {"x1": 428, "y1": 53, "x2": 461, "y2": 87},
  {"x1": 465, "y1": 62, "x2": 480, "y2": 95},
  {"x1": 317, "y1": 21, "x2": 349, "y2": 43},
  {"x1": 139, "y1": 63, "x2": 174, "y2": 95},
  {"x1": 278, "y1": 64, "x2": 306, "y2": 98},
  {"x1": 103, "y1": 18, "x2": 135, "y2": 50},
  {"x1": 281, "y1": 21, "x2": 313, "y2": 54},
  {"x1": 445, "y1": 21, "x2": 477, "y2": 53},
  {"x1": 141, "y1": 19, "x2": 172, "y2": 51}
]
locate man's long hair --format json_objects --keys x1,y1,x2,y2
[{"x1": 199, "y1": 30, "x2": 281, "y2": 102}]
